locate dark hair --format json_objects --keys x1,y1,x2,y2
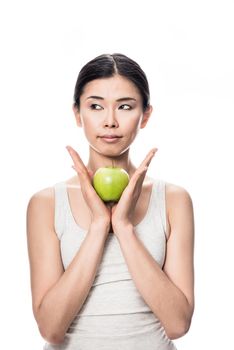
[{"x1": 73, "y1": 53, "x2": 150, "y2": 112}]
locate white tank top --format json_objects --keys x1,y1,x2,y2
[{"x1": 44, "y1": 177, "x2": 177, "y2": 349}]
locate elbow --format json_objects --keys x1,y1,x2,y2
[
  {"x1": 166, "y1": 317, "x2": 192, "y2": 340},
  {"x1": 35, "y1": 305, "x2": 65, "y2": 345},
  {"x1": 47, "y1": 333, "x2": 65, "y2": 345},
  {"x1": 37, "y1": 315, "x2": 65, "y2": 345},
  {"x1": 39, "y1": 326, "x2": 65, "y2": 345},
  {"x1": 167, "y1": 303, "x2": 194, "y2": 340}
]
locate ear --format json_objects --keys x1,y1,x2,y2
[
  {"x1": 72, "y1": 104, "x2": 82, "y2": 127},
  {"x1": 140, "y1": 105, "x2": 153, "y2": 129}
]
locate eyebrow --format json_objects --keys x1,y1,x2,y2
[{"x1": 86, "y1": 95, "x2": 137, "y2": 102}]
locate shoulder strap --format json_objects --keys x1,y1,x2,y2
[
  {"x1": 157, "y1": 179, "x2": 167, "y2": 235},
  {"x1": 53, "y1": 182, "x2": 68, "y2": 240},
  {"x1": 151, "y1": 178, "x2": 167, "y2": 236}
]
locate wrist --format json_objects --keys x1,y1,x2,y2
[
  {"x1": 113, "y1": 222, "x2": 134, "y2": 239},
  {"x1": 90, "y1": 220, "x2": 110, "y2": 236}
]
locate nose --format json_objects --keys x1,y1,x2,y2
[{"x1": 104, "y1": 108, "x2": 119, "y2": 128}]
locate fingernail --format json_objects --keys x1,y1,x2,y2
[{"x1": 72, "y1": 165, "x2": 77, "y2": 172}]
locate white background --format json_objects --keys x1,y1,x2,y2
[{"x1": 0, "y1": 0, "x2": 233, "y2": 349}]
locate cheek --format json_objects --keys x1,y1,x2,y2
[
  {"x1": 122, "y1": 119, "x2": 142, "y2": 143},
  {"x1": 81, "y1": 116, "x2": 98, "y2": 134},
  {"x1": 123, "y1": 113, "x2": 143, "y2": 131}
]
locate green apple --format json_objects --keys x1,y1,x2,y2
[{"x1": 92, "y1": 167, "x2": 129, "y2": 202}]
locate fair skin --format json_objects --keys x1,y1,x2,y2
[
  {"x1": 67, "y1": 74, "x2": 156, "y2": 230},
  {"x1": 26, "y1": 74, "x2": 194, "y2": 344}
]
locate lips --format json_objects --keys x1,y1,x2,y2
[
  {"x1": 100, "y1": 135, "x2": 122, "y2": 139},
  {"x1": 99, "y1": 134, "x2": 123, "y2": 143}
]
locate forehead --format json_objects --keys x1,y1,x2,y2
[{"x1": 81, "y1": 75, "x2": 141, "y2": 100}]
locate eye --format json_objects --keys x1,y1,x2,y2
[
  {"x1": 90, "y1": 104, "x2": 103, "y2": 110},
  {"x1": 119, "y1": 104, "x2": 132, "y2": 110}
]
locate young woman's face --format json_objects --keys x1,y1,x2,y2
[{"x1": 73, "y1": 74, "x2": 152, "y2": 156}]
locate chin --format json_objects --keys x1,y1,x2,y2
[{"x1": 90, "y1": 143, "x2": 130, "y2": 158}]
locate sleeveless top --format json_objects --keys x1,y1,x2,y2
[{"x1": 43, "y1": 177, "x2": 177, "y2": 350}]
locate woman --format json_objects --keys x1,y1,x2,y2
[{"x1": 26, "y1": 53, "x2": 195, "y2": 350}]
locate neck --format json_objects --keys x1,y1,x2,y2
[{"x1": 86, "y1": 145, "x2": 137, "y2": 179}]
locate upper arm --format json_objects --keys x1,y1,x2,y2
[
  {"x1": 163, "y1": 183, "x2": 195, "y2": 315},
  {"x1": 26, "y1": 188, "x2": 64, "y2": 323}
]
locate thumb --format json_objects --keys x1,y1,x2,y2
[
  {"x1": 72, "y1": 165, "x2": 79, "y2": 173},
  {"x1": 87, "y1": 168, "x2": 94, "y2": 178}
]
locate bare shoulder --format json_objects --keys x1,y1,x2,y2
[
  {"x1": 26, "y1": 186, "x2": 55, "y2": 231},
  {"x1": 28, "y1": 186, "x2": 54, "y2": 201},
  {"x1": 164, "y1": 182, "x2": 194, "y2": 237},
  {"x1": 165, "y1": 182, "x2": 192, "y2": 195},
  {"x1": 27, "y1": 174, "x2": 82, "y2": 213},
  {"x1": 27, "y1": 186, "x2": 55, "y2": 209},
  {"x1": 165, "y1": 182, "x2": 193, "y2": 208}
]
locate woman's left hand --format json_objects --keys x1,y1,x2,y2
[{"x1": 110, "y1": 148, "x2": 158, "y2": 235}]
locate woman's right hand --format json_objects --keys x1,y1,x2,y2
[{"x1": 66, "y1": 145, "x2": 111, "y2": 232}]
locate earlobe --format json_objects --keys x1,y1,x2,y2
[
  {"x1": 76, "y1": 116, "x2": 82, "y2": 127},
  {"x1": 72, "y1": 105, "x2": 82, "y2": 127},
  {"x1": 140, "y1": 105, "x2": 153, "y2": 129}
]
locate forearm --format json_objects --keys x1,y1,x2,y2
[
  {"x1": 37, "y1": 222, "x2": 109, "y2": 344},
  {"x1": 116, "y1": 224, "x2": 192, "y2": 339}
]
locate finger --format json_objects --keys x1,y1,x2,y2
[
  {"x1": 66, "y1": 145, "x2": 87, "y2": 174},
  {"x1": 119, "y1": 148, "x2": 157, "y2": 204},
  {"x1": 87, "y1": 169, "x2": 94, "y2": 178},
  {"x1": 125, "y1": 166, "x2": 148, "y2": 196},
  {"x1": 130, "y1": 148, "x2": 157, "y2": 182},
  {"x1": 139, "y1": 147, "x2": 158, "y2": 169},
  {"x1": 66, "y1": 145, "x2": 84, "y2": 167}
]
